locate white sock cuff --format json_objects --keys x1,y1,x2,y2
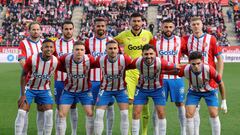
[
  {"x1": 70, "y1": 108, "x2": 78, "y2": 112},
  {"x1": 18, "y1": 109, "x2": 27, "y2": 114},
  {"x1": 132, "y1": 119, "x2": 140, "y2": 124},
  {"x1": 210, "y1": 116, "x2": 219, "y2": 122},
  {"x1": 45, "y1": 109, "x2": 53, "y2": 114},
  {"x1": 96, "y1": 109, "x2": 105, "y2": 120},
  {"x1": 120, "y1": 110, "x2": 128, "y2": 114}
]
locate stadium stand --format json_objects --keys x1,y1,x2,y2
[{"x1": 0, "y1": 0, "x2": 73, "y2": 46}]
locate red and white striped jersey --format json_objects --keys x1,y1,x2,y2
[
  {"x1": 178, "y1": 64, "x2": 222, "y2": 92},
  {"x1": 151, "y1": 35, "x2": 183, "y2": 79},
  {"x1": 182, "y1": 33, "x2": 222, "y2": 68},
  {"x1": 85, "y1": 36, "x2": 113, "y2": 81},
  {"x1": 95, "y1": 54, "x2": 132, "y2": 91},
  {"x1": 54, "y1": 38, "x2": 75, "y2": 81},
  {"x1": 58, "y1": 54, "x2": 95, "y2": 92},
  {"x1": 128, "y1": 57, "x2": 176, "y2": 90},
  {"x1": 18, "y1": 38, "x2": 43, "y2": 60},
  {"x1": 24, "y1": 53, "x2": 58, "y2": 90}
]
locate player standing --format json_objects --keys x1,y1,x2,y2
[
  {"x1": 15, "y1": 39, "x2": 58, "y2": 135},
  {"x1": 115, "y1": 12, "x2": 153, "y2": 135},
  {"x1": 85, "y1": 17, "x2": 115, "y2": 135},
  {"x1": 94, "y1": 40, "x2": 131, "y2": 135},
  {"x1": 57, "y1": 41, "x2": 95, "y2": 135},
  {"x1": 54, "y1": 20, "x2": 78, "y2": 135},
  {"x1": 150, "y1": 19, "x2": 186, "y2": 135},
  {"x1": 17, "y1": 21, "x2": 44, "y2": 135},
  {"x1": 182, "y1": 16, "x2": 224, "y2": 135},
  {"x1": 128, "y1": 44, "x2": 180, "y2": 135}
]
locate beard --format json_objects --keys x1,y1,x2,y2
[
  {"x1": 132, "y1": 25, "x2": 141, "y2": 31},
  {"x1": 163, "y1": 31, "x2": 173, "y2": 37},
  {"x1": 97, "y1": 30, "x2": 105, "y2": 36}
]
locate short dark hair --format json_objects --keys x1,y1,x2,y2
[
  {"x1": 106, "y1": 40, "x2": 118, "y2": 46},
  {"x1": 162, "y1": 18, "x2": 174, "y2": 24},
  {"x1": 142, "y1": 44, "x2": 156, "y2": 52},
  {"x1": 94, "y1": 17, "x2": 106, "y2": 23},
  {"x1": 42, "y1": 38, "x2": 54, "y2": 45},
  {"x1": 190, "y1": 16, "x2": 202, "y2": 22},
  {"x1": 189, "y1": 51, "x2": 202, "y2": 61},
  {"x1": 73, "y1": 40, "x2": 85, "y2": 47},
  {"x1": 130, "y1": 12, "x2": 143, "y2": 19},
  {"x1": 62, "y1": 20, "x2": 74, "y2": 29},
  {"x1": 28, "y1": 21, "x2": 41, "y2": 30}
]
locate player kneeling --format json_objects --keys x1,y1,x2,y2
[
  {"x1": 15, "y1": 39, "x2": 57, "y2": 135},
  {"x1": 128, "y1": 44, "x2": 180, "y2": 135},
  {"x1": 177, "y1": 51, "x2": 227, "y2": 135},
  {"x1": 94, "y1": 40, "x2": 132, "y2": 135}
]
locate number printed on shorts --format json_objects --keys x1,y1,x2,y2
[
  {"x1": 135, "y1": 89, "x2": 139, "y2": 96},
  {"x1": 99, "y1": 90, "x2": 104, "y2": 96}
]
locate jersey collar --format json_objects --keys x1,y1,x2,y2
[
  {"x1": 131, "y1": 29, "x2": 142, "y2": 36},
  {"x1": 193, "y1": 33, "x2": 206, "y2": 39},
  {"x1": 27, "y1": 37, "x2": 40, "y2": 44}
]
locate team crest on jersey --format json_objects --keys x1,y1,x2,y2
[
  {"x1": 50, "y1": 67, "x2": 55, "y2": 72},
  {"x1": 175, "y1": 43, "x2": 179, "y2": 48},
  {"x1": 203, "y1": 43, "x2": 208, "y2": 47},
  {"x1": 142, "y1": 37, "x2": 146, "y2": 42},
  {"x1": 119, "y1": 65, "x2": 123, "y2": 70}
]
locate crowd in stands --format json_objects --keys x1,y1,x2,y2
[
  {"x1": 0, "y1": 0, "x2": 238, "y2": 46},
  {"x1": 77, "y1": 1, "x2": 148, "y2": 41},
  {"x1": 156, "y1": 2, "x2": 230, "y2": 46},
  {"x1": 0, "y1": 0, "x2": 74, "y2": 46},
  {"x1": 231, "y1": 2, "x2": 240, "y2": 40}
]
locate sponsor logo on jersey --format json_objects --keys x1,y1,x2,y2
[
  {"x1": 159, "y1": 50, "x2": 178, "y2": 55},
  {"x1": 68, "y1": 73, "x2": 86, "y2": 79},
  {"x1": 128, "y1": 44, "x2": 143, "y2": 50},
  {"x1": 92, "y1": 51, "x2": 106, "y2": 57},
  {"x1": 104, "y1": 74, "x2": 122, "y2": 79},
  {"x1": 33, "y1": 72, "x2": 51, "y2": 80}
]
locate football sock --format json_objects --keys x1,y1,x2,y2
[
  {"x1": 132, "y1": 119, "x2": 140, "y2": 135},
  {"x1": 15, "y1": 109, "x2": 27, "y2": 135},
  {"x1": 86, "y1": 116, "x2": 94, "y2": 135},
  {"x1": 94, "y1": 109, "x2": 105, "y2": 135},
  {"x1": 159, "y1": 118, "x2": 167, "y2": 135},
  {"x1": 106, "y1": 104, "x2": 114, "y2": 135},
  {"x1": 44, "y1": 110, "x2": 53, "y2": 135},
  {"x1": 209, "y1": 116, "x2": 221, "y2": 135},
  {"x1": 177, "y1": 106, "x2": 186, "y2": 135},
  {"x1": 120, "y1": 110, "x2": 129, "y2": 135},
  {"x1": 70, "y1": 108, "x2": 78, "y2": 135},
  {"x1": 186, "y1": 118, "x2": 194, "y2": 135},
  {"x1": 37, "y1": 111, "x2": 44, "y2": 135}
]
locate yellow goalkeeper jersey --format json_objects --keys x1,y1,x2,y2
[{"x1": 115, "y1": 29, "x2": 153, "y2": 59}]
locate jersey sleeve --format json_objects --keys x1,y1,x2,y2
[
  {"x1": 23, "y1": 56, "x2": 32, "y2": 73},
  {"x1": 124, "y1": 54, "x2": 132, "y2": 67},
  {"x1": 209, "y1": 65, "x2": 222, "y2": 84},
  {"x1": 18, "y1": 41, "x2": 27, "y2": 61},
  {"x1": 53, "y1": 41, "x2": 58, "y2": 57},
  {"x1": 180, "y1": 37, "x2": 188, "y2": 55},
  {"x1": 161, "y1": 58, "x2": 176, "y2": 70},
  {"x1": 114, "y1": 31, "x2": 124, "y2": 44},
  {"x1": 149, "y1": 38, "x2": 156, "y2": 46},
  {"x1": 210, "y1": 36, "x2": 222, "y2": 57},
  {"x1": 181, "y1": 36, "x2": 188, "y2": 55},
  {"x1": 85, "y1": 39, "x2": 90, "y2": 54},
  {"x1": 177, "y1": 65, "x2": 186, "y2": 77},
  {"x1": 126, "y1": 58, "x2": 137, "y2": 70},
  {"x1": 89, "y1": 54, "x2": 96, "y2": 68},
  {"x1": 57, "y1": 55, "x2": 67, "y2": 72},
  {"x1": 92, "y1": 56, "x2": 101, "y2": 68}
]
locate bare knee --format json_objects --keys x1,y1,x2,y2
[
  {"x1": 186, "y1": 111, "x2": 195, "y2": 118},
  {"x1": 209, "y1": 111, "x2": 218, "y2": 118},
  {"x1": 175, "y1": 102, "x2": 184, "y2": 107},
  {"x1": 133, "y1": 110, "x2": 141, "y2": 119}
]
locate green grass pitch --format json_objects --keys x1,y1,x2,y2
[{"x1": 0, "y1": 63, "x2": 239, "y2": 135}]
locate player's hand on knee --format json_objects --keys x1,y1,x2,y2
[
  {"x1": 18, "y1": 96, "x2": 26, "y2": 108},
  {"x1": 220, "y1": 99, "x2": 227, "y2": 114}
]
